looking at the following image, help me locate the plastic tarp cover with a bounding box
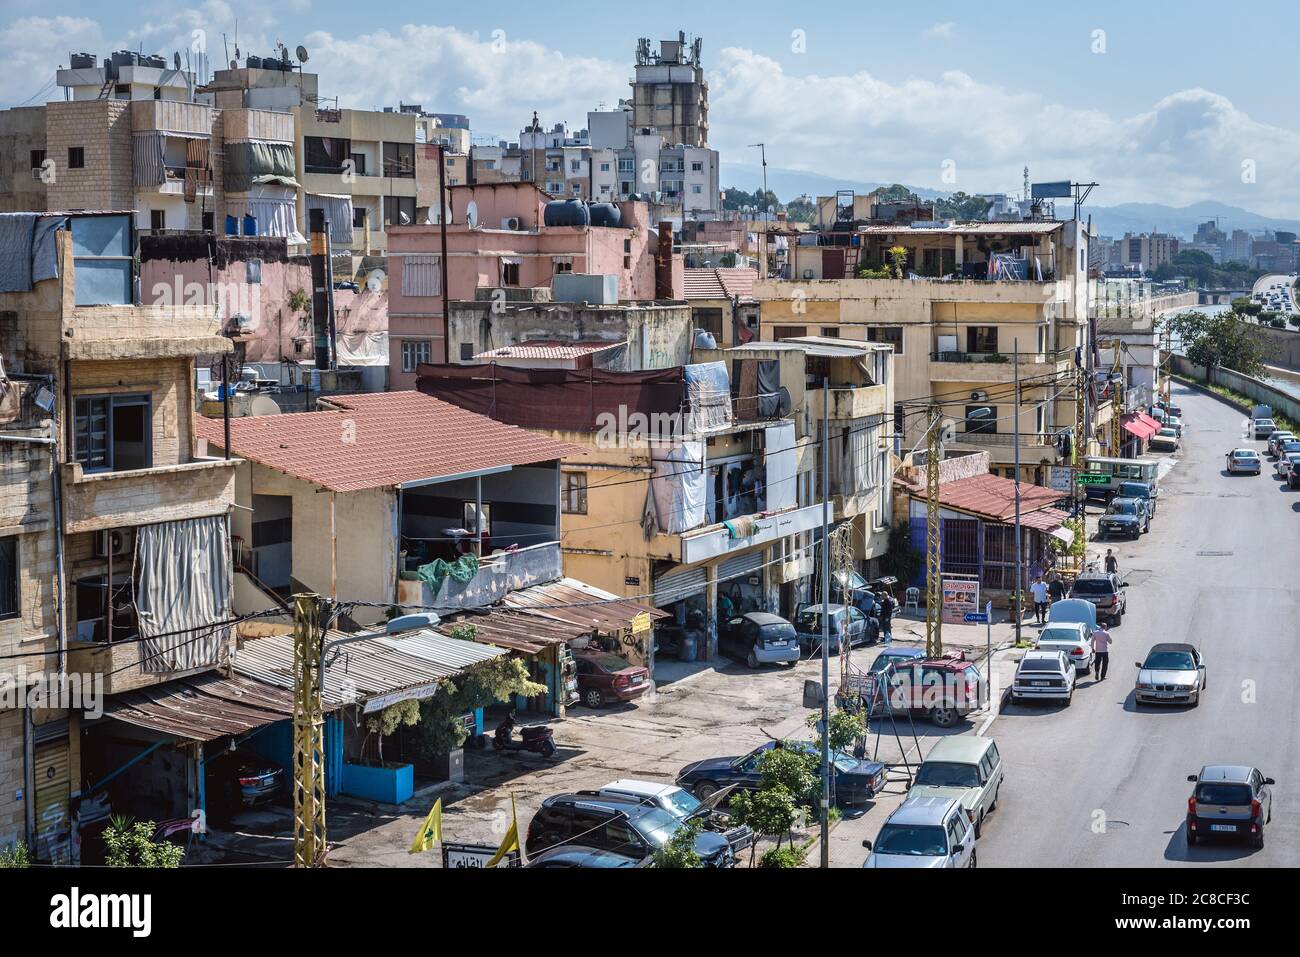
[133,132,165,187]
[650,441,706,534]
[0,213,37,292]
[684,361,733,432]
[756,359,781,417]
[33,216,65,283]
[134,515,233,673]
[306,193,355,245]
[225,141,296,193]
[764,422,797,511]
[335,332,389,367]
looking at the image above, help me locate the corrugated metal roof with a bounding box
[730,337,883,359]
[895,471,1065,522]
[102,673,296,742]
[195,391,584,493]
[858,221,1064,236]
[500,577,669,633]
[472,341,621,361]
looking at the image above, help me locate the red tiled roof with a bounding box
[195,391,584,492]
[682,267,759,301]
[896,471,1065,522]
[1019,506,1071,535]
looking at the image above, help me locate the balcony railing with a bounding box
[931,347,1076,366]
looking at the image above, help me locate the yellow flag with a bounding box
[408,798,443,854]
[485,794,520,867]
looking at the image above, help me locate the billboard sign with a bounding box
[1031,181,1073,199]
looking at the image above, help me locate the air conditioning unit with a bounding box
[93,529,133,559]
[501,216,522,231]
[802,269,815,280]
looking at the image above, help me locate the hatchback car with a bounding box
[1134,642,1206,707]
[908,736,1004,838]
[1253,418,1277,439]
[1069,572,1127,626]
[1226,448,1262,474]
[1011,650,1076,706]
[793,603,873,655]
[862,795,976,869]
[676,740,887,807]
[717,611,801,668]
[574,651,649,708]
[1035,621,1095,674]
[206,747,284,821]
[1266,431,1295,458]
[1186,766,1274,848]
[1149,428,1180,452]
[875,653,986,728]
[1099,496,1149,539]
[594,779,755,851]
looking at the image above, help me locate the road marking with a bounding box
[976,712,996,737]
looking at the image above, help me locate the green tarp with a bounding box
[225,142,297,193]
[416,553,479,596]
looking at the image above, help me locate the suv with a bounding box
[1069,571,1127,626]
[908,736,1004,838]
[1117,480,1158,518]
[525,793,738,866]
[596,779,755,851]
[877,652,985,728]
[862,795,977,869]
[1186,766,1274,849]
[1099,496,1149,539]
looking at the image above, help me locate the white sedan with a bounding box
[1035,622,1095,674]
[1226,449,1262,474]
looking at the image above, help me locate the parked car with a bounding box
[718,612,801,669]
[1288,454,1300,489]
[1011,649,1076,706]
[594,779,755,852]
[861,795,977,869]
[675,740,887,806]
[1117,479,1159,518]
[908,735,1004,838]
[1134,642,1206,707]
[574,651,649,708]
[206,747,284,821]
[1253,417,1277,439]
[1069,572,1127,626]
[1186,765,1274,848]
[1149,428,1180,452]
[1047,597,1097,630]
[873,652,986,728]
[1035,621,1095,674]
[1273,441,1300,473]
[1266,431,1295,458]
[525,846,646,868]
[1165,416,1183,438]
[1099,496,1149,539]
[793,603,874,654]
[525,793,737,867]
[867,646,926,676]
[1226,448,1262,474]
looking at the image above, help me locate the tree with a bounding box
[935,191,992,221]
[417,656,546,758]
[652,817,702,868]
[364,698,420,766]
[806,706,866,753]
[0,842,31,868]
[1163,310,1272,379]
[784,195,816,224]
[103,817,184,868]
[730,784,802,862]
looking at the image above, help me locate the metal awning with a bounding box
[101,673,297,742]
[500,577,669,634]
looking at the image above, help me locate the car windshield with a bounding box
[1072,578,1116,596]
[869,653,910,673]
[1158,429,1177,438]
[1195,783,1252,805]
[1039,627,1082,644]
[914,761,981,788]
[874,824,948,856]
[1233,451,1258,459]
[663,789,701,818]
[1143,651,1196,670]
[628,807,684,848]
[1019,658,1061,673]
[1109,501,1138,515]
[759,622,796,643]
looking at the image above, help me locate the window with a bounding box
[894,403,905,435]
[553,257,573,275]
[599,162,610,172]
[966,326,999,354]
[866,325,904,354]
[820,327,840,338]
[30,149,45,172]
[149,209,166,232]
[570,159,581,172]
[571,183,581,195]
[545,181,563,194]
[382,141,415,178]
[348,152,367,176]
[562,472,588,514]
[401,339,432,373]
[383,195,416,227]
[459,342,474,361]
[692,184,702,194]
[0,537,17,620]
[620,181,632,195]
[771,325,808,340]
[353,206,368,229]
[964,404,998,435]
[68,147,85,169]
[691,161,704,172]
[304,136,351,174]
[501,260,520,286]
[201,211,214,232]
[247,259,263,284]
[74,394,151,473]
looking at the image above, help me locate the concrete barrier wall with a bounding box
[1171,354,1300,424]
[1242,324,1300,372]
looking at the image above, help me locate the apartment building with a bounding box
[632,34,709,148]
[756,219,1093,485]
[0,211,237,862]
[1120,231,1179,273]
[588,107,722,221]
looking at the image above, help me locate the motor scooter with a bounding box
[493,712,556,758]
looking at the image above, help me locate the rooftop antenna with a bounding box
[1022,165,1030,203]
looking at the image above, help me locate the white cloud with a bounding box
[0,17,105,106]
[925,22,956,40]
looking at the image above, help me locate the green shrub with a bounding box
[758,846,806,868]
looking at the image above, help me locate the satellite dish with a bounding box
[248,395,282,417]
[230,60,238,71]
[775,387,792,418]
[173,51,181,70]
[296,45,310,63]
[940,419,958,444]
[465,200,478,228]
[365,269,385,293]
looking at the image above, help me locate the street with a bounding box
[979,383,1300,866]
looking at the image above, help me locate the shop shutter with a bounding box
[652,565,708,607]
[33,738,71,864]
[717,549,766,588]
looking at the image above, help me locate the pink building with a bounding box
[387,182,672,389]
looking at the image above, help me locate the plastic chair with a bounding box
[904,587,920,614]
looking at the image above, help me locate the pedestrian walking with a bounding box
[1047,569,1066,603]
[1092,622,1113,680]
[878,589,896,644]
[1029,576,1049,625]
[1104,549,1119,576]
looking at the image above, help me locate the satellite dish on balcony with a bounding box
[940,419,958,444]
[296,45,310,63]
[465,200,478,228]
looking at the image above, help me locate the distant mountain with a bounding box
[719,163,1300,239]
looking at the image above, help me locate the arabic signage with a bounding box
[940,576,980,625]
[442,842,522,868]
[1077,473,1110,486]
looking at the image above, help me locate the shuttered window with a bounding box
[401,256,441,297]
[0,536,18,620]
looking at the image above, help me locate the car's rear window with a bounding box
[1072,578,1116,596]
[1195,783,1252,806]
[759,623,796,643]
[874,823,947,856]
[1019,658,1061,673]
[1039,627,1083,644]
[1233,451,1258,459]
[588,654,633,672]
[915,761,981,788]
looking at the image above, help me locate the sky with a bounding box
[5,0,1300,215]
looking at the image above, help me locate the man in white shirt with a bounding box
[1029,576,1049,625]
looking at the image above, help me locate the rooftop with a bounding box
[858,221,1065,237]
[195,391,583,492]
[472,341,622,361]
[682,267,759,301]
[895,470,1066,522]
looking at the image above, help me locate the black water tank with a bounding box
[246,55,263,70]
[543,200,590,228]
[70,53,96,70]
[588,203,623,228]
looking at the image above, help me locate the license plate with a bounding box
[1210,824,1237,833]
[631,676,644,685]
[1157,691,1178,698]
[1030,680,1049,687]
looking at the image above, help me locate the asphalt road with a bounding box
[1252,272,1297,312]
[979,383,1300,867]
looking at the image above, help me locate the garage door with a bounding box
[652,565,707,607]
[33,738,71,864]
[717,549,766,588]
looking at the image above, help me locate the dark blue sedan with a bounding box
[676,740,886,806]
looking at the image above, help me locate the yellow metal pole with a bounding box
[925,407,942,657]
[292,593,327,868]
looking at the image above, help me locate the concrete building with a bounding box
[0,211,237,862]
[632,34,709,148]
[1120,231,1179,274]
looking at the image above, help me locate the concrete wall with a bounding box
[0,106,49,212]
[45,100,133,212]
[1171,355,1300,425]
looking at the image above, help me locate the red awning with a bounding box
[1122,413,1159,440]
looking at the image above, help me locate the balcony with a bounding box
[0,378,55,433]
[68,631,234,695]
[152,165,214,197]
[61,458,237,535]
[131,99,214,135]
[949,430,1063,465]
[661,502,827,566]
[929,347,1076,382]
[810,384,888,422]
[62,304,232,360]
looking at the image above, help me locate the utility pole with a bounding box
[292,593,327,868]
[924,406,942,657]
[1013,341,1023,645]
[749,143,768,277]
[437,143,451,362]
[818,376,831,869]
